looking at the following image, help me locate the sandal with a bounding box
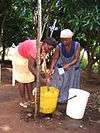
[28,101,35,104]
[19,102,28,108]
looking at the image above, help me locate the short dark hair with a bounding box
[43,37,57,48]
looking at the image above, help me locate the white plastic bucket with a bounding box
[66,88,90,119]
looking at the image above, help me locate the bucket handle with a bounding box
[47,86,50,91]
[67,95,77,101]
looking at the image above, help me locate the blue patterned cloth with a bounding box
[49,41,80,103]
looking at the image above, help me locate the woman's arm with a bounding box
[50,47,60,70]
[28,55,47,84]
[28,56,37,76]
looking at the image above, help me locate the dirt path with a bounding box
[0,67,100,133]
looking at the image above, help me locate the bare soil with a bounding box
[0,65,100,133]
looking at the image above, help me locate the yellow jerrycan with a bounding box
[40,86,59,114]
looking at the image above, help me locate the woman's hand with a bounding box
[40,74,47,85]
[63,64,70,70]
[45,69,55,85]
[49,69,55,76]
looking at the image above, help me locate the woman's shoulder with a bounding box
[73,41,80,47]
[72,41,80,51]
[19,40,36,48]
[73,41,79,44]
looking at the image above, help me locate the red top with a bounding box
[18,40,37,59]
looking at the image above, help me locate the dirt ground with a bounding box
[0,66,100,133]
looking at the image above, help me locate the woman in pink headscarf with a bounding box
[12,38,57,108]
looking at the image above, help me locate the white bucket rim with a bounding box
[69,88,90,97]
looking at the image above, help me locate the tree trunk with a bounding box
[2,44,5,61]
[34,0,42,119]
[86,50,93,74]
[86,60,93,73]
[45,22,50,37]
[0,15,7,61]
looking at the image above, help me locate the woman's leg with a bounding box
[18,83,27,103]
[26,82,34,102]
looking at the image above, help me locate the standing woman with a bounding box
[49,29,80,103]
[12,37,57,108]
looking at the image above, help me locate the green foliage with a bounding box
[80,57,88,70]
[1,0,35,46]
[92,63,99,73]
[0,0,100,73]
[95,45,100,59]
